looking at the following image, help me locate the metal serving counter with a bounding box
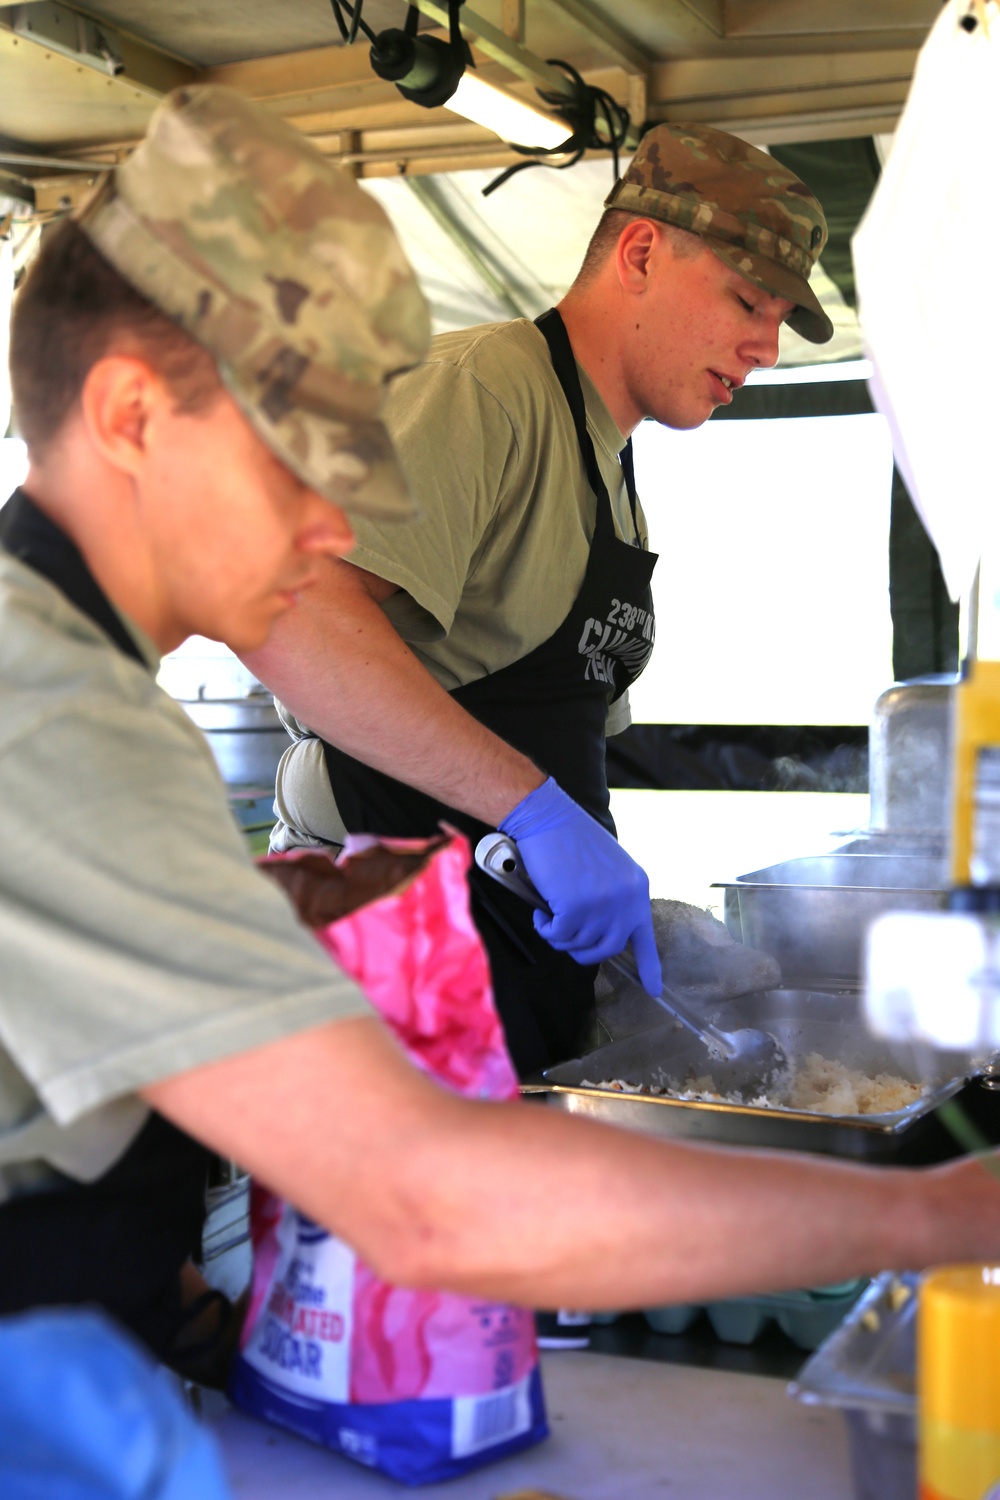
[207,1350,855,1499]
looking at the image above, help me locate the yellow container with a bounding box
[919,1265,1000,1499]
[950,661,1000,887]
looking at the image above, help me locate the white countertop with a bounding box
[209,1351,855,1499]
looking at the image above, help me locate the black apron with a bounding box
[323,310,658,1074]
[0,489,212,1359]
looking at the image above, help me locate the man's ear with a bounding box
[79,356,165,479]
[614,218,660,295]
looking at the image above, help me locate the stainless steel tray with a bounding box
[532,989,969,1160]
[713,855,949,985]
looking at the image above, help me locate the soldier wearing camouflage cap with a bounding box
[605,121,832,345]
[0,83,431,1370]
[76,83,430,519]
[251,120,830,1077]
[2,88,999,1423]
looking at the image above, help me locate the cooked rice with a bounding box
[785,1053,923,1115]
[582,1051,925,1117]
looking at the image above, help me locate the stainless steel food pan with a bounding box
[713,855,949,985]
[532,989,968,1161]
[869,677,957,837]
[180,696,290,788]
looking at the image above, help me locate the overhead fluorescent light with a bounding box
[446,73,573,151]
[367,4,574,153]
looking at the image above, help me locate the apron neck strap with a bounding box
[534,308,639,535]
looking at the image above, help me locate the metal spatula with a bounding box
[475,832,789,1097]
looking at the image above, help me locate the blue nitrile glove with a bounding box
[0,1308,233,1500]
[499,777,661,996]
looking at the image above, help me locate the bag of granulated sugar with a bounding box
[228,831,548,1486]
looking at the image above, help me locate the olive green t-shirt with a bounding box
[273,318,648,850]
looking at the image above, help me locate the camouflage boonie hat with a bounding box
[605,122,832,345]
[75,84,431,518]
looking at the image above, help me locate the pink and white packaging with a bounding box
[228,832,548,1485]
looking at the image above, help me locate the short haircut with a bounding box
[573,206,706,288]
[10,217,221,456]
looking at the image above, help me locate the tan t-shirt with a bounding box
[0,552,371,1200]
[273,318,648,849]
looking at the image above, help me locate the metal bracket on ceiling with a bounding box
[0,146,107,171]
[0,1,123,76]
[0,1,196,96]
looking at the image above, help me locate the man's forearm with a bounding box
[146,1018,1000,1312]
[407,1111,945,1309]
[356,1069,942,1308]
[245,563,543,827]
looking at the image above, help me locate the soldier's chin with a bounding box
[217,600,291,654]
[661,404,713,432]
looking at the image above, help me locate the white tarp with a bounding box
[853,0,1000,603]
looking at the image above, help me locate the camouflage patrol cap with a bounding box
[75,84,431,518]
[605,122,833,345]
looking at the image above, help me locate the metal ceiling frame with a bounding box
[0,0,940,201]
[673,0,936,41]
[721,0,937,38]
[411,0,580,94]
[0,0,195,97]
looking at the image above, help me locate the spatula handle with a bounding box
[474,833,737,1059]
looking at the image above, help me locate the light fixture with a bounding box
[341,0,630,195]
[445,73,573,151]
[367,0,573,150]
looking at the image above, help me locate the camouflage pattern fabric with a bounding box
[76,85,431,519]
[606,122,833,344]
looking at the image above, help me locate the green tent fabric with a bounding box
[889,467,960,678]
[769,138,882,312]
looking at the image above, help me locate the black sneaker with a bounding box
[535,1309,591,1349]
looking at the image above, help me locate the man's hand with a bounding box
[499,777,661,995]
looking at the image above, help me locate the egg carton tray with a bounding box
[594,1279,867,1352]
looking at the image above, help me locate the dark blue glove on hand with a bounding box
[499,777,661,996]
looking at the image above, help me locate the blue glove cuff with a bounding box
[499,777,571,839]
